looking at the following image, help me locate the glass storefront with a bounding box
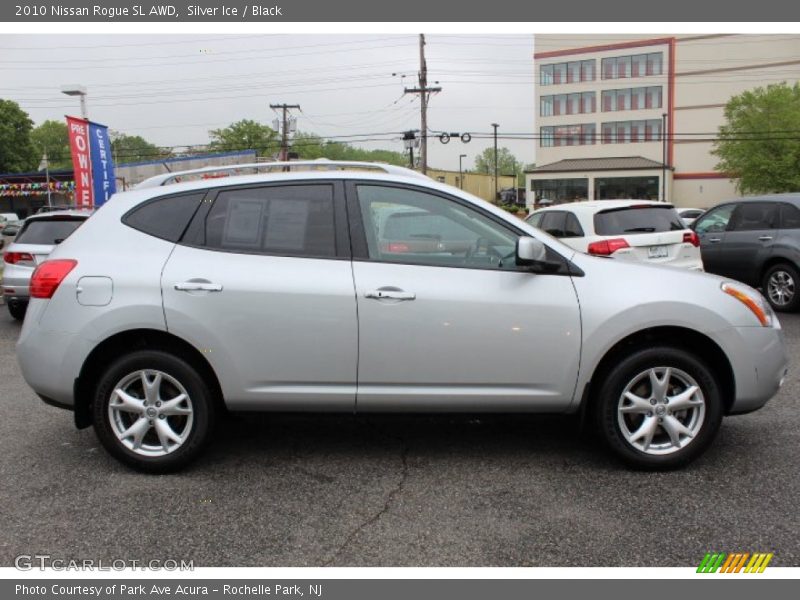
[594,176,659,200]
[531,178,589,203]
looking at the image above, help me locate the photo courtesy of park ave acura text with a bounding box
[0,21,799,575]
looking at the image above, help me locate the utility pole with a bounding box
[491,123,499,202]
[270,103,300,161]
[661,112,668,202]
[404,34,441,175]
[459,154,467,190]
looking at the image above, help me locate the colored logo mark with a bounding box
[697,552,774,573]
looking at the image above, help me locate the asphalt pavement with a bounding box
[0,310,798,567]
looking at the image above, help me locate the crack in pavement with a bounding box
[323,422,410,566]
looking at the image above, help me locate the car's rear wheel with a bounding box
[7,301,27,321]
[762,263,800,312]
[595,346,723,470]
[92,350,214,473]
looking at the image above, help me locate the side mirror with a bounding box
[516,236,547,265]
[516,236,563,273]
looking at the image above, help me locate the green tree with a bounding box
[208,120,279,156]
[474,147,521,177]
[110,133,163,164]
[31,120,71,170]
[0,99,38,173]
[291,130,407,165]
[713,82,800,194]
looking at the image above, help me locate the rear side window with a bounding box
[778,203,800,229]
[188,185,336,258]
[594,205,684,236]
[124,192,205,242]
[15,218,85,245]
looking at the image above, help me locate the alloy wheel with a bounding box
[767,270,795,307]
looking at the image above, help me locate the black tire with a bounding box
[595,346,723,470]
[92,350,215,473]
[7,301,27,321]
[762,263,800,312]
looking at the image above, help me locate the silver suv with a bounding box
[16,161,788,472]
[2,209,91,320]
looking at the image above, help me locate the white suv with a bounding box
[527,200,703,270]
[15,162,787,472]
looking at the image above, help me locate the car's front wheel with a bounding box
[595,346,723,470]
[92,350,215,473]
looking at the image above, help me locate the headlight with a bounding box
[721,282,775,327]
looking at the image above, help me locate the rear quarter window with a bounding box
[15,218,85,245]
[123,192,206,242]
[594,206,685,236]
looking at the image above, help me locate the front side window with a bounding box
[356,185,518,270]
[186,184,336,257]
[693,204,737,234]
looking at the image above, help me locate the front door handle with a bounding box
[365,289,416,301]
[174,282,223,292]
[758,236,773,241]
[708,238,722,243]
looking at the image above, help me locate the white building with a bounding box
[527,34,800,209]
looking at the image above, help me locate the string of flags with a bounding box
[0,181,76,197]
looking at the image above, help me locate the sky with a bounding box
[0,34,536,171]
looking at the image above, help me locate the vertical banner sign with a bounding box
[66,116,93,207]
[88,122,116,206]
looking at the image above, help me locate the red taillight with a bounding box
[683,231,700,247]
[587,238,630,256]
[4,251,34,265]
[29,259,77,299]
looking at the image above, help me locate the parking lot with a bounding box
[0,308,798,568]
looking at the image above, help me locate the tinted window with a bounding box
[124,193,205,242]
[729,202,776,231]
[357,185,518,270]
[194,185,336,257]
[779,203,800,229]
[693,204,736,234]
[594,206,685,236]
[15,218,85,245]
[564,213,584,237]
[539,211,567,237]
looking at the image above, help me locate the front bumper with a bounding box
[722,325,788,414]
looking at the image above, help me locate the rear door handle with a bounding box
[758,236,773,241]
[174,282,223,292]
[708,238,722,243]
[365,289,416,301]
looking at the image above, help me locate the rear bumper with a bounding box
[2,270,32,301]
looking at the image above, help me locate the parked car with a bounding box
[527,200,703,270]
[16,161,787,473]
[677,207,706,227]
[2,210,92,320]
[692,194,800,312]
[0,221,21,251]
[0,212,21,232]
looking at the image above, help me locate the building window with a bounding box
[540,59,596,86]
[602,119,663,143]
[602,52,664,80]
[602,86,663,112]
[531,178,589,203]
[541,93,596,117]
[594,176,660,201]
[540,124,596,147]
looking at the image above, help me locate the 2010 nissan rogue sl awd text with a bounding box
[15,162,788,472]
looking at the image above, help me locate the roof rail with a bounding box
[135,160,430,189]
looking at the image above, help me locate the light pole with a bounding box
[491,123,499,202]
[61,85,88,119]
[459,154,467,189]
